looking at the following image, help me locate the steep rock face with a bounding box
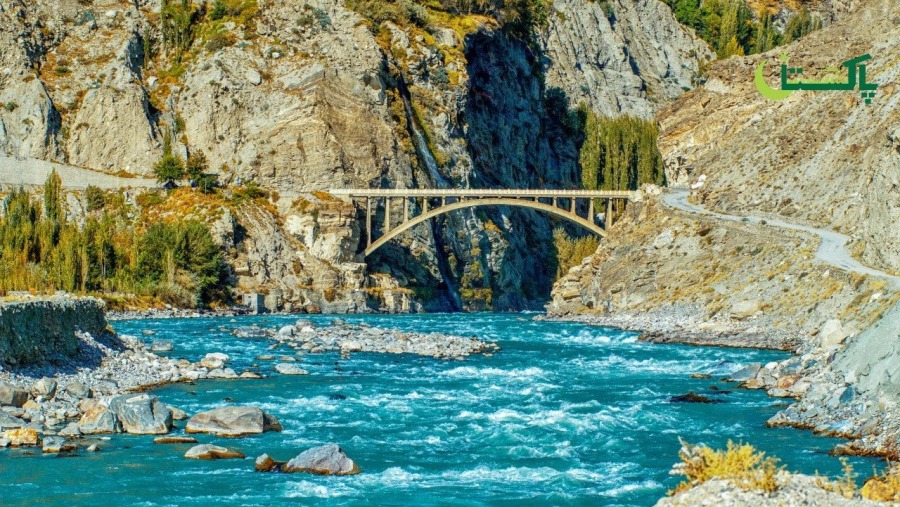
[0,297,108,366]
[657,0,900,271]
[177,1,403,191]
[64,29,161,173]
[370,0,707,309]
[541,0,711,118]
[0,3,60,160]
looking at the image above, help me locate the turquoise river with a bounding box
[0,313,884,506]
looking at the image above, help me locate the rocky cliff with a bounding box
[0,0,707,311]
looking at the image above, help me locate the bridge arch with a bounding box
[365,197,606,257]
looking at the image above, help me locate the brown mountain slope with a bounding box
[658,0,900,272]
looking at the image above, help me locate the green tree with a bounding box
[161,0,196,59]
[43,169,63,224]
[153,153,185,184]
[752,10,779,54]
[210,0,228,20]
[85,185,107,212]
[783,8,822,43]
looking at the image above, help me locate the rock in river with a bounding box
[199,352,230,369]
[727,363,761,382]
[42,436,76,454]
[78,404,120,434]
[154,436,199,444]
[669,392,723,404]
[4,428,40,447]
[150,340,174,352]
[255,453,280,472]
[109,394,173,435]
[185,406,282,437]
[275,363,309,375]
[184,444,245,460]
[282,444,361,475]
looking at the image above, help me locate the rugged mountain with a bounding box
[660,0,900,272]
[551,0,898,334]
[549,0,900,460]
[0,0,706,310]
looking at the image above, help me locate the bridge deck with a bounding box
[330,188,638,199]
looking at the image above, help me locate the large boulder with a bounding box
[31,377,58,399]
[109,394,173,435]
[255,453,280,472]
[728,363,762,382]
[42,436,76,454]
[185,406,282,437]
[78,404,120,434]
[282,444,361,476]
[0,411,25,430]
[64,382,92,399]
[275,363,309,375]
[4,428,40,447]
[819,319,849,347]
[184,444,245,460]
[0,382,29,407]
[199,352,230,369]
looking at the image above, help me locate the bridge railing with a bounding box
[329,188,638,199]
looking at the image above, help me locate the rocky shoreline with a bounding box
[1,302,499,454]
[542,310,799,351]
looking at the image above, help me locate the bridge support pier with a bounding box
[606,198,613,228]
[366,197,372,246]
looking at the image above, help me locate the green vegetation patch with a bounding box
[0,172,228,308]
[662,0,822,58]
[579,111,665,191]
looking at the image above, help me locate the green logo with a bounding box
[755,53,878,104]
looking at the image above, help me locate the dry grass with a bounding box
[815,458,858,499]
[860,465,900,501]
[670,440,781,495]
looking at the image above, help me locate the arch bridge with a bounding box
[329,188,639,257]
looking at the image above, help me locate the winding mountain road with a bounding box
[662,188,900,289]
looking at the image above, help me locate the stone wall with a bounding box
[0,297,108,366]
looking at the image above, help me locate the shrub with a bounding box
[861,465,900,502]
[312,7,332,28]
[85,185,107,212]
[209,0,228,20]
[153,153,185,184]
[205,31,232,52]
[552,228,600,280]
[670,440,781,495]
